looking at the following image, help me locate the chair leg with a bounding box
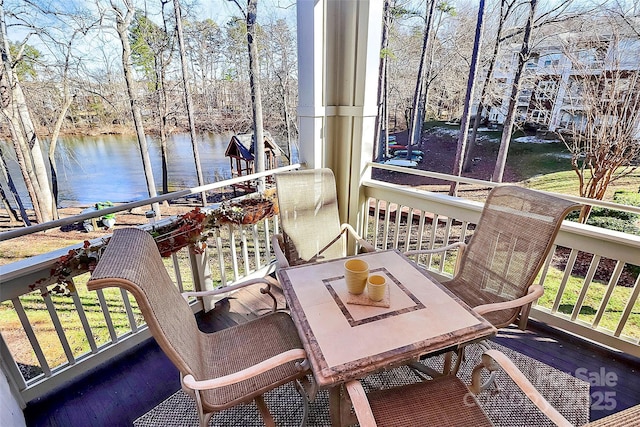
[294,379,310,427]
[476,341,499,392]
[255,395,276,427]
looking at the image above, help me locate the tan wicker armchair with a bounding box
[273,168,375,268]
[407,185,580,330]
[87,228,310,427]
[347,350,640,427]
[346,349,574,427]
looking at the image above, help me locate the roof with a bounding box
[224,131,281,160]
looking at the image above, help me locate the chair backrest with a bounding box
[454,186,579,326]
[275,168,344,265]
[87,227,204,379]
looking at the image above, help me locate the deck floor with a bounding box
[23,286,640,426]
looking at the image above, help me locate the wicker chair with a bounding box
[347,350,640,427]
[346,349,574,427]
[87,227,310,427]
[407,185,580,330]
[272,168,374,268]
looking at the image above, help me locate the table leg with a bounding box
[329,386,342,426]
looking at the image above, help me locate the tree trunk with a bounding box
[408,0,437,156]
[493,0,537,183]
[174,0,207,204]
[246,0,266,189]
[0,149,29,225]
[113,0,160,215]
[48,40,76,221]
[464,0,512,174]
[374,0,392,161]
[0,3,54,223]
[449,0,486,196]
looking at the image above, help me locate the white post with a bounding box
[297,0,326,169]
[297,0,383,235]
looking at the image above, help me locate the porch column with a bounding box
[297,0,383,232]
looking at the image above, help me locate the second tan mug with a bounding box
[367,274,387,301]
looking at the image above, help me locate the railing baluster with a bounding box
[171,253,185,293]
[571,255,601,321]
[241,225,250,275]
[373,199,381,249]
[252,223,261,269]
[96,289,118,344]
[551,249,579,313]
[392,205,403,249]
[382,200,391,250]
[71,291,98,353]
[12,297,51,377]
[403,208,414,251]
[615,273,640,337]
[415,211,426,256]
[229,224,239,282]
[439,218,453,273]
[215,228,228,288]
[592,260,625,329]
[427,214,439,269]
[120,289,138,332]
[264,218,272,259]
[40,288,75,365]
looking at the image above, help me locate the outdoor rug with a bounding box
[134,341,590,426]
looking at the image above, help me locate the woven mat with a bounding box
[134,341,589,426]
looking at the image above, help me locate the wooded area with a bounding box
[1,0,638,225]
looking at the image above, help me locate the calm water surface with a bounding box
[1,133,295,207]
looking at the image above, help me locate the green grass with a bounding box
[523,169,640,199]
[537,267,640,340]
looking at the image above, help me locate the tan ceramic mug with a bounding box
[344,258,369,294]
[367,274,387,301]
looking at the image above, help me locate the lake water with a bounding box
[1,133,297,207]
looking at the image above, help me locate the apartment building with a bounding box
[486,19,640,137]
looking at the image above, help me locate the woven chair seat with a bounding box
[199,312,305,412]
[584,404,640,426]
[366,376,493,427]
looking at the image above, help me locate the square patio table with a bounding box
[277,249,496,425]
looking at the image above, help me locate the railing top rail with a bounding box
[366,162,640,216]
[0,164,302,242]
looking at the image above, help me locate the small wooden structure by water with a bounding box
[225,132,281,182]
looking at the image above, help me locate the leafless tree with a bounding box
[0,0,54,223]
[558,28,640,221]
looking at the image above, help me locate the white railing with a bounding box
[1,161,639,407]
[0,165,300,405]
[363,163,640,358]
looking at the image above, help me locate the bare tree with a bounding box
[0,0,55,223]
[174,0,206,203]
[108,0,159,213]
[492,0,538,182]
[449,0,486,195]
[230,0,266,188]
[559,30,640,221]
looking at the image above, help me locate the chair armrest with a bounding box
[472,284,543,316]
[182,348,307,390]
[182,276,279,298]
[404,241,466,256]
[345,380,378,427]
[271,233,290,268]
[471,349,572,427]
[341,224,376,253]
